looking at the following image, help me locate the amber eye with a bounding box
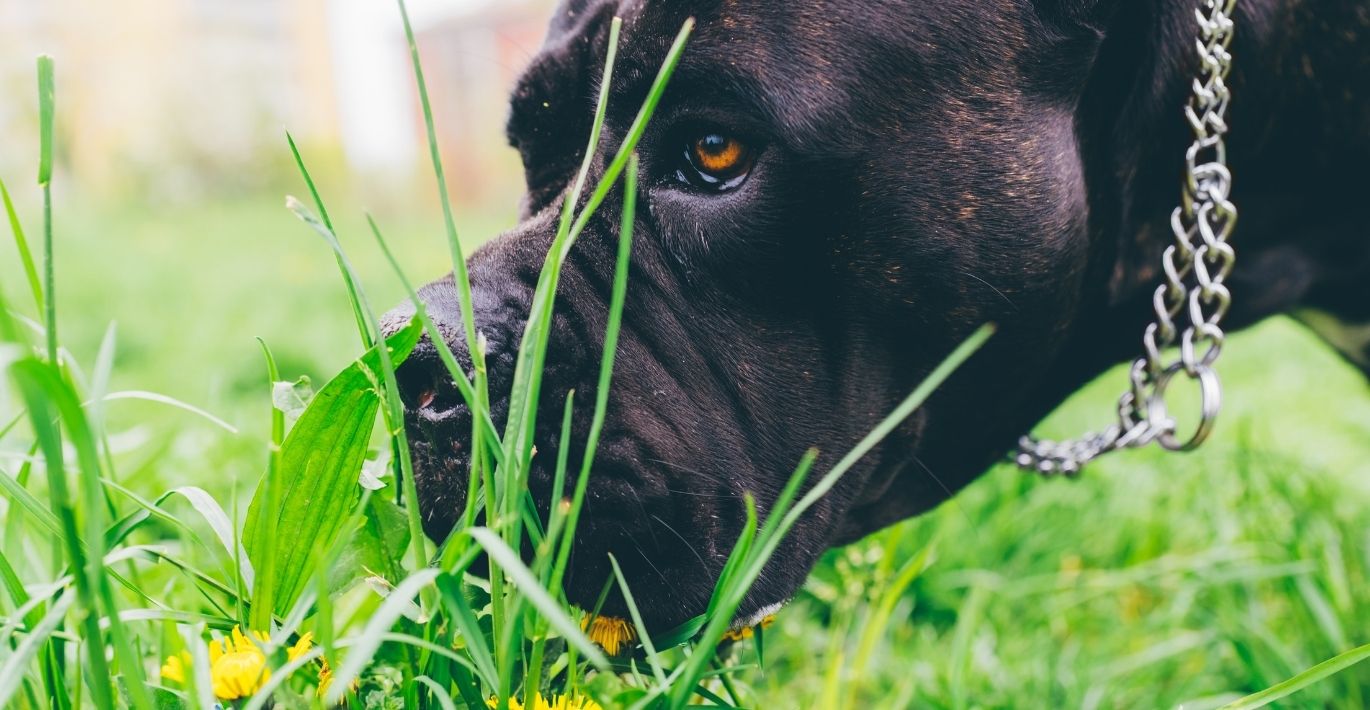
[678,132,755,191]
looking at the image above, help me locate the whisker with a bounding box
[648,457,735,486]
[661,487,738,499]
[633,541,674,592]
[650,513,709,572]
[622,484,663,552]
[909,455,979,543]
[960,270,1019,312]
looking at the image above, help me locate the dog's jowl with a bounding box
[381,0,1370,631]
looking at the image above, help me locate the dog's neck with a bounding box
[935,0,1370,511]
[831,0,1368,544]
[1053,0,1370,395]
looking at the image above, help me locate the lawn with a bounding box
[4,190,1369,707]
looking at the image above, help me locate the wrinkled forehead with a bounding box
[527,0,1007,150]
[528,0,1046,152]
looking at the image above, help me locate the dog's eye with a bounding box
[677,132,755,192]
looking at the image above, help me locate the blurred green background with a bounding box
[2,0,1369,706]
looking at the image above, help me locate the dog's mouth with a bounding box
[396,383,752,631]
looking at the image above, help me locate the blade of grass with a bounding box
[37,56,56,366]
[286,133,372,349]
[845,541,935,708]
[10,358,154,709]
[0,591,73,708]
[323,568,440,705]
[394,0,485,390]
[0,178,42,314]
[548,153,641,596]
[99,392,238,434]
[365,214,504,465]
[469,527,609,671]
[607,553,668,686]
[415,675,460,710]
[183,622,217,710]
[667,324,995,708]
[485,19,629,679]
[1218,642,1370,710]
[433,573,498,690]
[248,339,283,631]
[503,19,690,494]
[0,459,64,539]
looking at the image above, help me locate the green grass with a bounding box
[755,317,1370,708]
[3,6,1370,709]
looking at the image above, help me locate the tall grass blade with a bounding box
[607,553,668,686]
[249,339,284,631]
[36,57,54,186]
[668,324,995,708]
[415,675,460,710]
[0,178,43,314]
[434,573,499,689]
[0,591,73,707]
[100,391,238,434]
[10,358,153,709]
[1219,642,1370,710]
[286,134,372,349]
[469,527,610,670]
[36,56,57,365]
[324,568,440,704]
[366,214,504,461]
[394,0,484,380]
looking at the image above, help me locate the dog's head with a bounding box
[384,0,1134,630]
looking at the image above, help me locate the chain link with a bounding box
[1016,0,1239,476]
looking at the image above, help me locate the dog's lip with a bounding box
[403,390,468,425]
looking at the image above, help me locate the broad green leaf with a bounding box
[326,495,411,595]
[243,317,421,616]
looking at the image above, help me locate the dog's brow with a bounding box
[609,51,778,129]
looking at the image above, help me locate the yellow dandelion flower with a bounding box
[207,626,271,700]
[159,626,326,701]
[160,651,191,684]
[487,691,604,710]
[580,614,635,656]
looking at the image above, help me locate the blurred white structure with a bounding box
[0,0,549,200]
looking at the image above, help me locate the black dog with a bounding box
[382,0,1370,632]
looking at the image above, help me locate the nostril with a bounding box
[395,355,469,422]
[394,356,444,413]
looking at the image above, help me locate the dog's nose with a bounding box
[381,284,476,422]
[393,340,470,422]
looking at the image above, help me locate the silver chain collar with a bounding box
[1016,0,1240,476]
